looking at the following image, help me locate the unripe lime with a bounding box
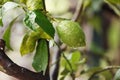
[56,20,86,47]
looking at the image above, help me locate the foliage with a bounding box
[32,39,48,74]
[0,0,85,75]
[0,0,120,80]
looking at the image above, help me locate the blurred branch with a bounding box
[88,66,120,80]
[52,0,84,79]
[72,0,83,21]
[52,43,67,80]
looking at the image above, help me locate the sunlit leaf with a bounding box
[20,34,29,55]
[34,10,55,38]
[3,17,17,50]
[83,0,91,11]
[20,32,39,56]
[60,76,66,80]
[32,39,48,74]
[2,2,20,15]
[26,0,44,10]
[24,10,54,39]
[70,51,81,70]
[61,51,82,72]
[23,11,52,39]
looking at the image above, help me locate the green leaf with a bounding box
[60,76,66,80]
[3,17,17,50]
[20,32,39,56]
[104,0,120,16]
[24,10,55,39]
[34,10,55,38]
[70,51,81,63]
[0,18,2,27]
[61,51,82,72]
[20,34,30,55]
[114,69,120,80]
[24,11,37,31]
[32,39,48,74]
[26,0,44,10]
[108,18,120,49]
[70,51,81,71]
[0,8,3,27]
[24,12,52,39]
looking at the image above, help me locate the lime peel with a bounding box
[56,20,86,47]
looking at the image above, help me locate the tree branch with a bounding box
[88,66,120,80]
[0,39,46,80]
[72,0,84,22]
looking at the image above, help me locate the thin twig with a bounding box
[63,53,73,72]
[52,47,61,80]
[63,53,75,80]
[52,42,67,80]
[88,66,120,80]
[72,0,84,21]
[43,0,46,11]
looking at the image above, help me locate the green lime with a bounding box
[56,20,86,47]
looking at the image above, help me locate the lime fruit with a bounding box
[56,20,86,47]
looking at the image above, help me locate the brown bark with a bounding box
[0,39,46,80]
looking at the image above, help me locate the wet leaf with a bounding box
[0,9,3,27]
[24,10,54,39]
[32,39,48,74]
[34,10,55,38]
